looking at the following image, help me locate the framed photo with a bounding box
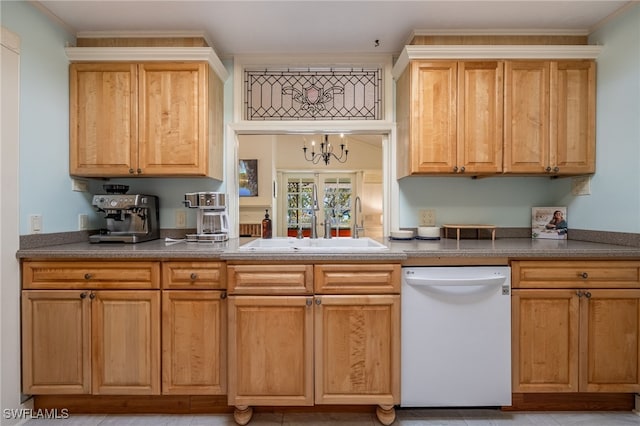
[238,159,258,197]
[532,207,568,240]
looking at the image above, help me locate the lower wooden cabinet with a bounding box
[512,261,640,394]
[22,289,160,395]
[162,290,227,395]
[226,263,400,425]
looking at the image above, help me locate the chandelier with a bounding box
[302,134,349,165]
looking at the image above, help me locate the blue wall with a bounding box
[3,1,639,236]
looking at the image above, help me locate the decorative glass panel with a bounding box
[245,67,382,120]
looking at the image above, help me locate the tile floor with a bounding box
[19,408,640,425]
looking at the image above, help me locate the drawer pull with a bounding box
[84,273,92,280]
[585,291,592,299]
[190,273,198,280]
[576,290,583,297]
[306,299,312,307]
[89,292,96,300]
[580,272,589,279]
[80,292,88,299]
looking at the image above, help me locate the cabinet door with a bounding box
[512,289,580,392]
[228,296,313,406]
[162,290,226,395]
[580,289,640,392]
[458,61,504,174]
[22,291,91,394]
[314,295,400,405]
[551,60,596,175]
[91,290,160,395]
[504,61,551,173]
[138,63,208,176]
[70,63,137,177]
[410,61,457,173]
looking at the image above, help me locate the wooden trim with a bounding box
[506,393,635,411]
[33,395,231,414]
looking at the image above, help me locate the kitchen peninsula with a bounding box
[16,236,640,424]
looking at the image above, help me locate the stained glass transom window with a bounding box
[244,67,382,120]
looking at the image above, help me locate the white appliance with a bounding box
[401,266,512,407]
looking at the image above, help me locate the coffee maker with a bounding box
[183,192,229,242]
[90,185,160,243]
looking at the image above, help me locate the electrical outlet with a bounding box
[29,214,42,234]
[78,214,89,230]
[176,211,187,228]
[572,176,591,195]
[419,209,436,226]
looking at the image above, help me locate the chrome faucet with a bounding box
[310,184,319,239]
[352,196,364,239]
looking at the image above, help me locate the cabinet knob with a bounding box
[137,168,142,174]
[453,166,458,172]
[576,290,583,297]
[553,166,560,173]
[129,168,135,174]
[190,273,198,280]
[585,291,592,299]
[460,166,465,173]
[581,272,589,279]
[315,298,322,305]
[221,292,227,299]
[306,299,313,307]
[80,292,88,299]
[84,273,92,280]
[89,292,96,300]
[546,166,552,172]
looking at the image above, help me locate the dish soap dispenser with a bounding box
[262,209,272,239]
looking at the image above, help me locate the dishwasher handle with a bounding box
[404,274,507,288]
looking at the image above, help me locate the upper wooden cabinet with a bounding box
[504,60,596,175]
[396,60,504,176]
[70,62,223,178]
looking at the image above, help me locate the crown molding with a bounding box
[75,30,215,48]
[65,46,229,81]
[392,44,603,79]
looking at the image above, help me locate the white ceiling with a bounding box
[36,1,633,57]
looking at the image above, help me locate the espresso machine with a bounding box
[183,192,229,242]
[90,186,160,243]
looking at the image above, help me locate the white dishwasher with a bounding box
[401,266,511,407]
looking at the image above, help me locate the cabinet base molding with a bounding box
[33,395,232,414]
[33,396,379,415]
[505,393,635,411]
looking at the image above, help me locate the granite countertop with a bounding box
[15,237,640,261]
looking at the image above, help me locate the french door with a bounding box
[281,173,355,237]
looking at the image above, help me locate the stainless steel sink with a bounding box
[238,237,388,252]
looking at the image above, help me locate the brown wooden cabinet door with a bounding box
[22,290,91,394]
[70,63,137,177]
[504,61,551,173]
[138,63,208,176]
[551,60,596,175]
[91,290,160,395]
[162,290,226,395]
[227,296,313,406]
[314,295,399,405]
[512,289,580,392]
[410,60,458,173]
[458,61,504,174]
[580,289,640,392]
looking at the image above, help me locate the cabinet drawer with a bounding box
[23,261,160,289]
[227,264,313,295]
[162,261,226,289]
[314,264,401,294]
[512,261,640,289]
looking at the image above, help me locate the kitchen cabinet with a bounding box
[396,60,504,176]
[69,62,223,178]
[21,261,161,395]
[511,260,640,393]
[504,60,596,175]
[161,261,227,395]
[226,263,400,425]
